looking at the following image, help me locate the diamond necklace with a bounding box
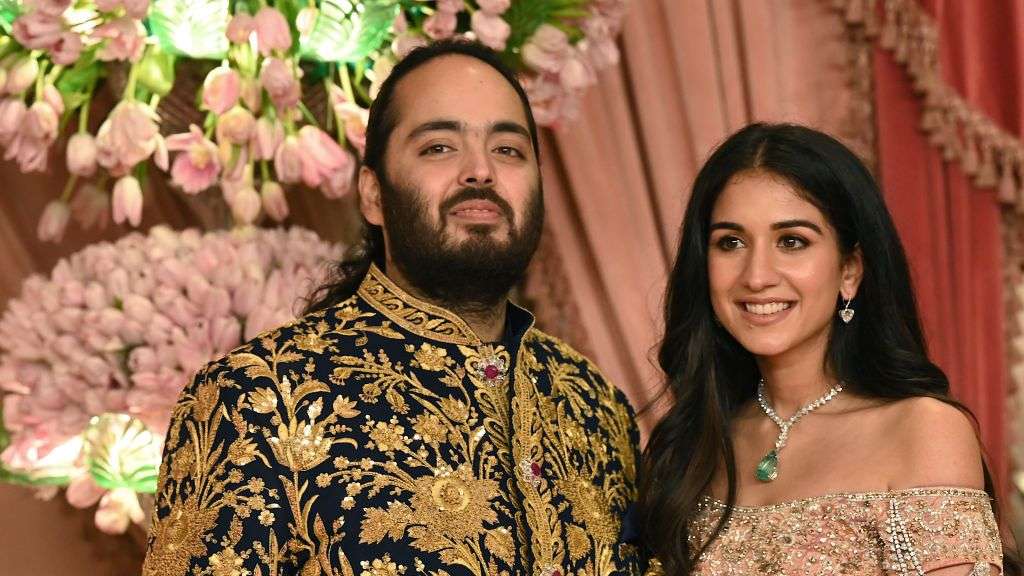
[754,378,844,482]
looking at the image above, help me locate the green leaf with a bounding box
[299,0,399,64]
[147,0,230,60]
[0,0,22,34]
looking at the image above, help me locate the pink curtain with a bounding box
[865,0,1024,497]
[528,0,872,430]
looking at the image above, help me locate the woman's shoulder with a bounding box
[867,395,985,490]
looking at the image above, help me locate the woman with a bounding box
[637,123,1019,575]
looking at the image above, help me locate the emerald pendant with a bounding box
[755,450,779,482]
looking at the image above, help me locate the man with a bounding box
[144,40,643,576]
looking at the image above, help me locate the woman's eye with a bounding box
[715,236,745,251]
[778,236,808,250]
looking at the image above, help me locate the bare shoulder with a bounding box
[878,396,984,490]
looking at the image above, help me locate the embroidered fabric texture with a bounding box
[688,488,1002,576]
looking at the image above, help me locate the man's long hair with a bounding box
[303,40,540,314]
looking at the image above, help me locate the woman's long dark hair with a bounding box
[636,123,1020,574]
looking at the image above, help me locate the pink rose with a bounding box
[226,13,255,44]
[37,200,70,243]
[259,58,301,111]
[67,132,97,176]
[471,12,510,51]
[254,7,291,57]
[112,175,143,227]
[260,181,288,221]
[201,67,240,115]
[165,125,220,194]
[94,18,147,62]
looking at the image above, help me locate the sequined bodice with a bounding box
[690,487,1002,575]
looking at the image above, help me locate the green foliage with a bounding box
[299,0,398,63]
[147,0,230,59]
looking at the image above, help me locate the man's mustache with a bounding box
[439,188,515,225]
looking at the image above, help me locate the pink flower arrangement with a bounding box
[0,226,342,532]
[0,0,627,241]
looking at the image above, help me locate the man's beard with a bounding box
[379,172,544,315]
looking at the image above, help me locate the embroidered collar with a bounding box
[356,264,535,346]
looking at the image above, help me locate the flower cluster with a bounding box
[0,0,627,242]
[0,225,342,532]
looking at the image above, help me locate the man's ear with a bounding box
[359,166,384,226]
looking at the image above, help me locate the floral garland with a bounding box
[0,0,628,242]
[0,225,342,532]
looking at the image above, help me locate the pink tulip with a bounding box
[260,181,288,221]
[437,0,464,12]
[112,175,143,227]
[252,116,284,160]
[123,0,150,19]
[0,98,27,145]
[94,18,147,62]
[273,135,302,184]
[165,125,221,194]
[5,57,39,95]
[12,12,63,50]
[522,24,570,74]
[215,105,255,145]
[423,10,457,40]
[24,100,59,142]
[201,67,240,115]
[41,83,64,115]
[95,488,144,534]
[50,31,84,66]
[31,0,73,17]
[66,473,105,508]
[67,133,97,176]
[240,76,262,111]
[228,184,261,225]
[560,52,595,91]
[95,101,160,175]
[254,7,291,57]
[70,183,110,230]
[297,125,347,188]
[259,57,300,111]
[471,11,510,51]
[391,33,427,59]
[37,200,70,242]
[226,13,255,44]
[320,156,355,199]
[477,0,510,13]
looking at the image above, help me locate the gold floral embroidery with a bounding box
[690,488,1002,575]
[144,265,642,576]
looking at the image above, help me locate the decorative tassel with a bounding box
[998,153,1017,204]
[975,142,998,188]
[847,0,865,23]
[864,0,880,36]
[962,130,979,175]
[880,0,899,49]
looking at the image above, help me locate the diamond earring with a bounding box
[839,298,855,324]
